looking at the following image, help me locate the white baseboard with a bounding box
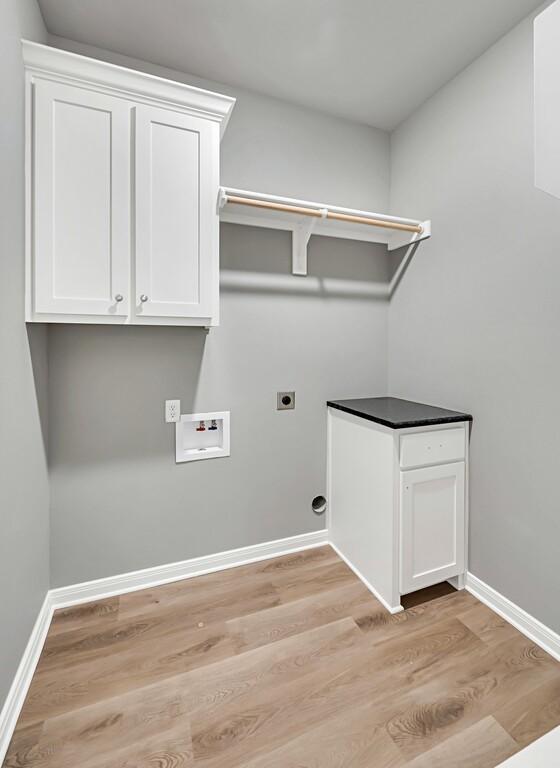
[329,541,403,615]
[0,529,328,764]
[466,572,560,662]
[50,530,328,609]
[0,593,54,764]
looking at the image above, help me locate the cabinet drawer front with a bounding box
[400,427,465,469]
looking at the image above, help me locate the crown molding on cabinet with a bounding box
[21,40,236,135]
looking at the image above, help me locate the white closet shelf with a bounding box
[218,187,431,275]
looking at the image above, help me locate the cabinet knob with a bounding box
[115,294,124,303]
[140,294,149,303]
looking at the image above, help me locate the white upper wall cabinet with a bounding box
[534,0,560,200]
[23,41,235,326]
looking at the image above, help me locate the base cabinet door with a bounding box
[32,79,130,318]
[135,105,219,321]
[400,462,465,594]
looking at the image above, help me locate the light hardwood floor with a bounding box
[4,546,560,767]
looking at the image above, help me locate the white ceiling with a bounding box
[38,0,544,130]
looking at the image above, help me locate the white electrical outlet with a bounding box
[165,399,181,423]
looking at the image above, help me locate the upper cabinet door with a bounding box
[400,461,465,594]
[135,105,219,321]
[32,79,130,317]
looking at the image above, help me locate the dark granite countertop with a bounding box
[327,397,472,429]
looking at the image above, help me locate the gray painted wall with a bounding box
[48,35,390,211]
[46,40,391,586]
[389,12,560,632]
[0,0,49,706]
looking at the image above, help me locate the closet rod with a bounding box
[224,194,424,234]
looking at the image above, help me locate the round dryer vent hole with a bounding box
[311,495,327,515]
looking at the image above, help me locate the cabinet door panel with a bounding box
[400,462,465,594]
[135,105,218,319]
[33,79,130,317]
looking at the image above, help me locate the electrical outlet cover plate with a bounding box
[175,411,230,463]
[277,391,295,410]
[165,399,181,423]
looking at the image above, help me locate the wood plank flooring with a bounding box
[4,545,560,767]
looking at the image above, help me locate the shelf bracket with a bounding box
[292,209,327,276]
[217,187,228,212]
[387,219,431,251]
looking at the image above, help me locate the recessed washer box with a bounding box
[175,411,230,463]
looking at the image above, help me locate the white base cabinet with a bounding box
[23,41,235,326]
[327,405,470,613]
